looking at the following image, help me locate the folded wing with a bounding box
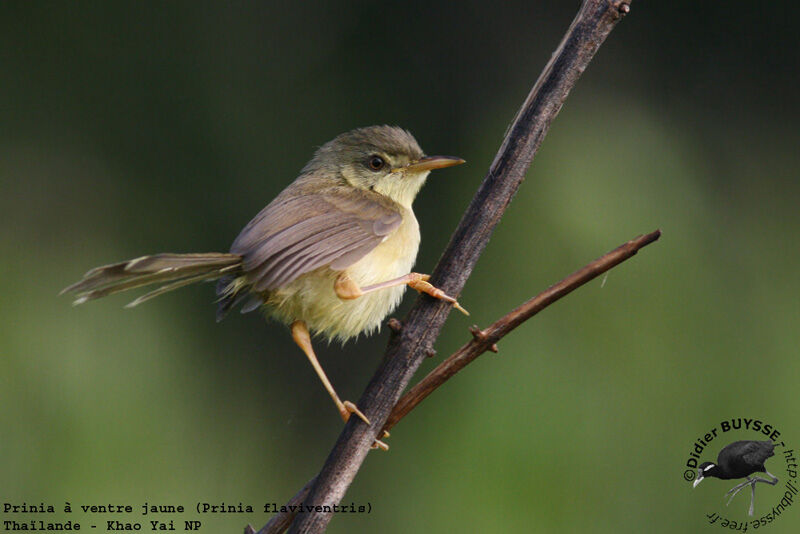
[231,188,403,292]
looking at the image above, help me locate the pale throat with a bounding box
[373,171,429,209]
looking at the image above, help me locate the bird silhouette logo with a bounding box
[693,440,779,516]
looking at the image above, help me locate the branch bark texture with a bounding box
[285,1,633,532]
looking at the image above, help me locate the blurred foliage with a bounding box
[1,1,799,532]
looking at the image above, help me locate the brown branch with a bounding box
[257,229,659,534]
[385,229,660,429]
[263,1,635,532]
[255,476,318,534]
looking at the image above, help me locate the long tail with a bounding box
[61,253,242,308]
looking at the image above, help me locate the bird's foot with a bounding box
[725,478,753,505]
[339,402,392,451]
[407,274,469,315]
[371,439,390,451]
[370,430,391,451]
[340,400,370,425]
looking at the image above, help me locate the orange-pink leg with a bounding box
[334,272,469,315]
[291,321,390,450]
[291,320,369,425]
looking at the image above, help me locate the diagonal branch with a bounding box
[254,228,659,534]
[271,1,635,532]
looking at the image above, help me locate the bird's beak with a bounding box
[693,476,704,489]
[393,155,465,174]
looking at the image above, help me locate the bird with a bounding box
[693,440,779,516]
[62,125,467,448]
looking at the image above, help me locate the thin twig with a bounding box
[258,229,659,534]
[385,229,660,429]
[268,1,634,532]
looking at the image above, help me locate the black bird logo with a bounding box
[693,440,778,516]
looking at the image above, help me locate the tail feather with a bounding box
[214,283,249,322]
[124,268,238,308]
[63,252,242,306]
[122,253,241,273]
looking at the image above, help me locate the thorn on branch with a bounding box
[387,318,403,333]
[489,344,499,353]
[618,2,631,15]
[244,526,256,534]
[469,325,488,342]
[425,347,437,358]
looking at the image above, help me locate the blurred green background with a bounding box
[2,1,799,532]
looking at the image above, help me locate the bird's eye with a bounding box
[368,156,385,171]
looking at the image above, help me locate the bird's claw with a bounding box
[341,400,370,425]
[371,439,390,451]
[408,276,469,316]
[341,403,391,451]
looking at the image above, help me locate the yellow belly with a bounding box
[264,212,420,343]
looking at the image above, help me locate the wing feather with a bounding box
[231,187,402,291]
[255,230,370,291]
[741,441,774,467]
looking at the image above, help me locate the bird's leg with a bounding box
[334,272,469,315]
[745,477,779,487]
[290,322,390,450]
[737,475,775,516]
[761,470,780,485]
[744,471,780,516]
[725,477,754,505]
[290,320,370,425]
[726,472,780,503]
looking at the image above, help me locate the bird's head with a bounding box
[304,125,464,208]
[693,462,718,488]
